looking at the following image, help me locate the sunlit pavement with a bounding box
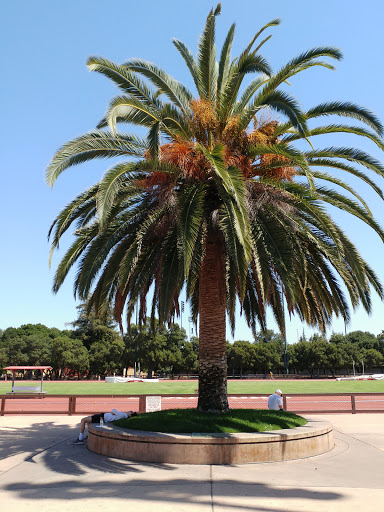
[1,413,384,511]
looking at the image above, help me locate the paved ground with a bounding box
[0,413,383,511]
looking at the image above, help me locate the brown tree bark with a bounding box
[197,235,229,413]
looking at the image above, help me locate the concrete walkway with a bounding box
[0,413,383,511]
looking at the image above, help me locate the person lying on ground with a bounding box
[72,409,137,444]
[268,389,284,411]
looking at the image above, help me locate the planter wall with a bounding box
[88,419,333,464]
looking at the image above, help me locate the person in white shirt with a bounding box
[268,389,284,411]
[72,409,137,444]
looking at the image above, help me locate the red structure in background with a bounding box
[3,366,52,393]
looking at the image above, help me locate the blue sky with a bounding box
[1,0,384,343]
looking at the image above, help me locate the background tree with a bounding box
[65,341,90,379]
[50,336,89,379]
[1,325,54,368]
[290,336,328,376]
[329,333,347,345]
[22,334,52,366]
[4,337,29,366]
[124,319,188,377]
[0,324,85,377]
[71,304,122,350]
[377,331,384,356]
[180,338,199,375]
[164,324,190,376]
[346,331,380,351]
[253,342,282,374]
[360,348,383,371]
[227,340,256,376]
[325,343,345,375]
[254,330,284,345]
[88,337,125,376]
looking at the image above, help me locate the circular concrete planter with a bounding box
[88,418,333,464]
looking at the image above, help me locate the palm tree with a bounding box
[47,4,384,412]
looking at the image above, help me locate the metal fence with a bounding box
[2,393,384,415]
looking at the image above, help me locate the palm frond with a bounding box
[178,184,206,274]
[52,223,99,294]
[260,47,342,98]
[219,55,272,121]
[159,103,192,140]
[196,5,220,102]
[248,142,314,189]
[172,38,200,93]
[283,124,384,152]
[220,205,249,300]
[200,144,251,259]
[105,95,161,135]
[238,18,280,64]
[87,56,160,106]
[305,147,384,177]
[239,89,307,135]
[96,162,138,226]
[314,185,384,242]
[297,168,373,214]
[306,101,384,136]
[48,185,98,265]
[307,157,384,198]
[157,229,184,325]
[46,131,147,186]
[217,23,235,97]
[232,75,269,115]
[147,121,161,160]
[218,18,279,118]
[124,58,193,113]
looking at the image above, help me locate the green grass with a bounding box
[1,378,384,395]
[114,408,307,433]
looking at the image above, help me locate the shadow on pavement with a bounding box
[38,440,177,475]
[0,420,76,459]
[0,420,175,475]
[4,478,342,510]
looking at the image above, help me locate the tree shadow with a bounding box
[0,420,174,476]
[40,440,177,475]
[4,477,343,511]
[0,420,75,460]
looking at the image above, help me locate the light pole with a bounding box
[181,301,185,330]
[284,335,289,375]
[188,316,193,341]
[134,304,138,378]
[134,341,137,378]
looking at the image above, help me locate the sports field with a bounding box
[1,379,384,395]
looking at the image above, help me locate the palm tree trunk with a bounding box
[197,235,229,413]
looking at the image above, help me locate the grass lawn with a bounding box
[1,379,384,395]
[115,408,307,433]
